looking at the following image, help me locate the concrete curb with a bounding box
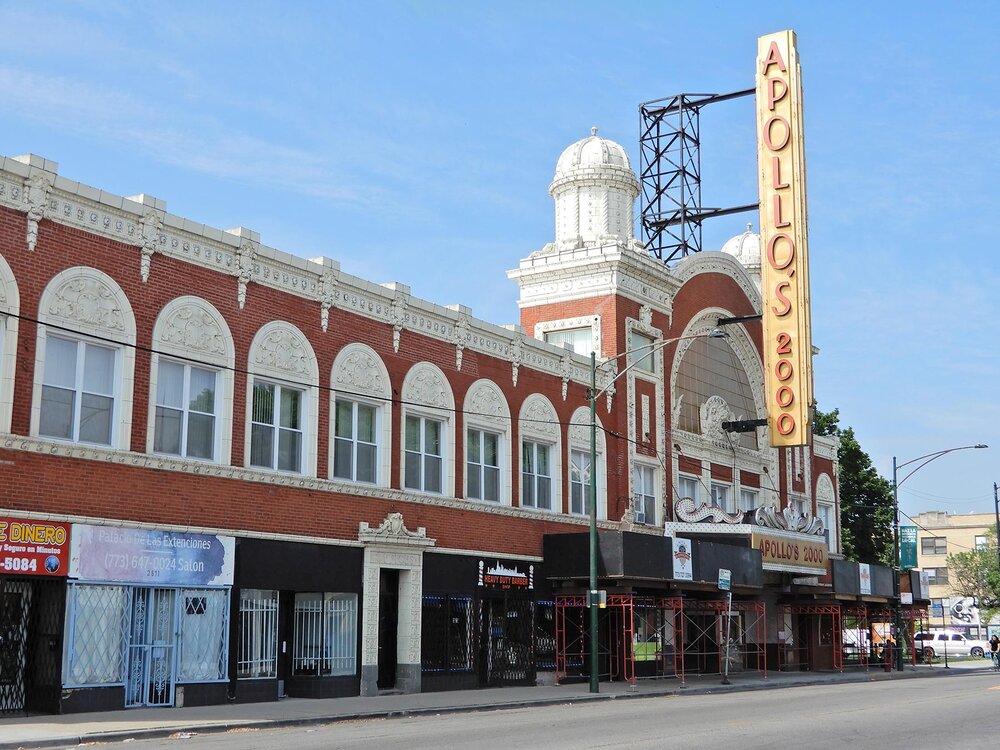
[0,666,974,750]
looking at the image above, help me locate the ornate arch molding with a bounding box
[672,252,761,312]
[148,296,236,462]
[330,343,393,487]
[815,471,838,554]
[518,393,563,513]
[31,266,137,449]
[400,362,456,496]
[670,307,765,440]
[245,320,319,476]
[463,378,512,505]
[0,253,20,433]
[332,343,391,400]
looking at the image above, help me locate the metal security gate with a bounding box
[480,595,535,687]
[125,587,177,708]
[0,577,64,716]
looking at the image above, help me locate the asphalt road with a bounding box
[126,672,1000,750]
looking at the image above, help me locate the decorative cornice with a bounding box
[0,157,601,394]
[358,512,435,548]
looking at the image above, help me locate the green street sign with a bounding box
[900,526,918,570]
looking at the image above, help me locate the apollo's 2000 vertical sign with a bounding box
[756,30,814,447]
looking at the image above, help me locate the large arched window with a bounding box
[330,343,392,486]
[463,379,512,505]
[568,406,606,519]
[518,394,562,513]
[148,296,235,463]
[31,267,137,449]
[400,362,455,496]
[0,253,19,434]
[245,321,319,476]
[675,334,759,450]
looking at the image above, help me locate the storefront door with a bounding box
[0,581,30,715]
[479,594,535,687]
[125,587,177,708]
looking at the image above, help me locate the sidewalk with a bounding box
[0,661,989,750]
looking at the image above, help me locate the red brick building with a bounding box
[0,135,873,716]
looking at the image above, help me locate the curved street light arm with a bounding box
[895,444,989,488]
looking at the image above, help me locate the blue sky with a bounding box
[3,0,997,522]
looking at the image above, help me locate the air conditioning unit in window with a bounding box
[633,494,645,525]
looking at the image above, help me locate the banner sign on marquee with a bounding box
[756,30,814,447]
[671,537,693,581]
[0,516,71,577]
[69,524,235,586]
[899,526,918,570]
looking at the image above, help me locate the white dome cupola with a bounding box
[721,223,762,289]
[549,128,640,251]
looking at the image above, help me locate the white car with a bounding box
[913,630,991,658]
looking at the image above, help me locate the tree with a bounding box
[813,407,895,565]
[948,527,1000,627]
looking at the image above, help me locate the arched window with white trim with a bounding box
[0,253,19,434]
[401,362,455,496]
[330,343,392,486]
[518,394,562,513]
[463,379,511,505]
[816,472,839,555]
[148,296,235,463]
[31,267,137,449]
[568,406,606,519]
[245,321,319,476]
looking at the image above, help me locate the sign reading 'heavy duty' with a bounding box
[756,30,814,447]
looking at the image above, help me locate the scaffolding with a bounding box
[902,607,929,666]
[682,599,767,677]
[841,606,894,670]
[776,604,843,673]
[553,594,684,686]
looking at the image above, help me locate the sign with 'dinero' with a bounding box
[752,531,827,573]
[70,524,235,586]
[0,516,71,577]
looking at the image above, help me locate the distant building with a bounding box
[912,510,998,638]
[0,133,896,716]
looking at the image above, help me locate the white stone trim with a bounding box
[30,266,137,450]
[147,296,236,464]
[463,379,512,506]
[533,315,601,357]
[0,252,18,434]
[244,320,319,477]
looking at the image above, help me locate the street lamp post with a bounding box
[892,444,988,672]
[586,329,725,693]
[993,482,1000,579]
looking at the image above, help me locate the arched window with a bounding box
[816,472,838,555]
[518,394,562,513]
[245,321,319,476]
[401,362,455,496]
[148,296,235,463]
[330,343,392,486]
[463,379,511,505]
[0,253,19,434]
[675,334,759,450]
[32,267,136,449]
[567,406,606,519]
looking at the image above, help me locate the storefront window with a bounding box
[64,584,128,686]
[292,593,357,676]
[238,589,279,679]
[421,595,475,673]
[177,588,228,681]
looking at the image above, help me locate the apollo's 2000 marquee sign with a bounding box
[756,30,814,447]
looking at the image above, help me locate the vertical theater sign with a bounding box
[756,30,814,447]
